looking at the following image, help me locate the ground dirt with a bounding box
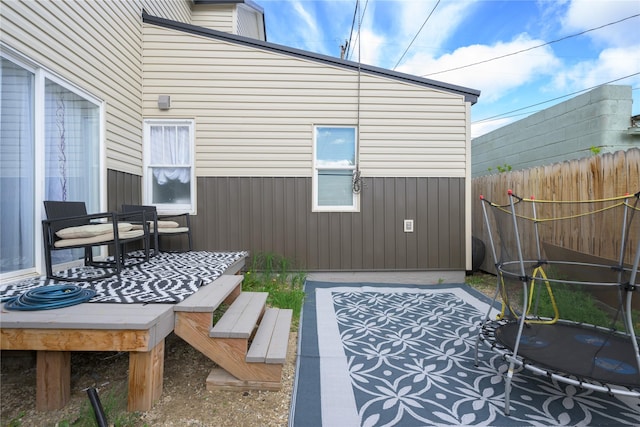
[1,331,298,427]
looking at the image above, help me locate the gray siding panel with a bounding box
[107,169,142,211]
[191,176,465,271]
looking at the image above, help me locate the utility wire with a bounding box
[393,0,440,70]
[344,0,359,59]
[473,72,640,124]
[347,0,370,61]
[423,13,640,77]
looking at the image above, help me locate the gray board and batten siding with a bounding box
[109,170,465,271]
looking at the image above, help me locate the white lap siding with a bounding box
[141,25,471,179]
[1,0,191,176]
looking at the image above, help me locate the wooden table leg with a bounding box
[36,351,71,411]
[127,339,165,411]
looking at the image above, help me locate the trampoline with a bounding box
[495,320,639,388]
[474,190,640,415]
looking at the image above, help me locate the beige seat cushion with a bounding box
[53,229,145,248]
[131,220,180,232]
[157,227,189,234]
[156,220,179,228]
[56,222,133,239]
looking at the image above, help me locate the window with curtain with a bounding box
[0,54,101,278]
[144,119,195,213]
[313,126,359,212]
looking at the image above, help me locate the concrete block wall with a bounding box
[472,85,637,177]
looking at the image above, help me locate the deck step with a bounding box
[246,308,292,364]
[206,368,282,392]
[174,275,242,313]
[210,292,268,338]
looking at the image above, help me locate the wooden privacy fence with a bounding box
[472,148,640,273]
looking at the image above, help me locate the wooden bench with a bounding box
[0,303,174,411]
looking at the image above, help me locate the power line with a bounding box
[347,0,370,61]
[423,13,640,77]
[343,0,359,59]
[473,72,640,124]
[393,0,441,70]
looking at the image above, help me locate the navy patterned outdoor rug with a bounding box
[290,281,640,427]
[0,251,248,304]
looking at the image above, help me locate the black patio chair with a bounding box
[42,201,150,282]
[122,204,192,255]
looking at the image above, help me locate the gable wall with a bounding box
[0,0,192,176]
[191,3,235,33]
[142,24,472,271]
[142,25,470,178]
[236,4,265,40]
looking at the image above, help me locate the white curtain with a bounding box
[151,125,190,184]
[44,80,100,209]
[44,79,100,264]
[0,58,35,273]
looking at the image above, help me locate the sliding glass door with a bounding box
[1,55,101,278]
[0,57,35,274]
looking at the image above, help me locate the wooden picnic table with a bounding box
[0,303,175,411]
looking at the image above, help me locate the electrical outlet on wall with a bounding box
[404,219,414,233]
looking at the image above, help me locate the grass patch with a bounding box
[465,272,498,298]
[465,271,640,331]
[531,284,613,326]
[212,302,230,325]
[61,384,141,427]
[242,252,306,328]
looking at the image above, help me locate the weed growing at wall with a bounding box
[243,252,306,327]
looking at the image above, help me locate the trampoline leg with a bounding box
[473,337,480,366]
[503,362,515,416]
[474,321,482,366]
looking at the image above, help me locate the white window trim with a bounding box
[143,118,196,215]
[312,125,360,213]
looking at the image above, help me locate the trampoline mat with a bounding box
[495,322,640,388]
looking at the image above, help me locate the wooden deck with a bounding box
[1,303,174,411]
[0,254,247,412]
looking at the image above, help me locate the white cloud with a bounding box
[346,0,480,69]
[357,28,387,66]
[395,0,481,53]
[317,160,353,167]
[292,1,318,35]
[552,1,640,104]
[552,45,640,92]
[561,0,640,48]
[471,117,516,139]
[397,34,561,102]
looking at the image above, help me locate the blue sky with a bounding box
[259,0,640,137]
